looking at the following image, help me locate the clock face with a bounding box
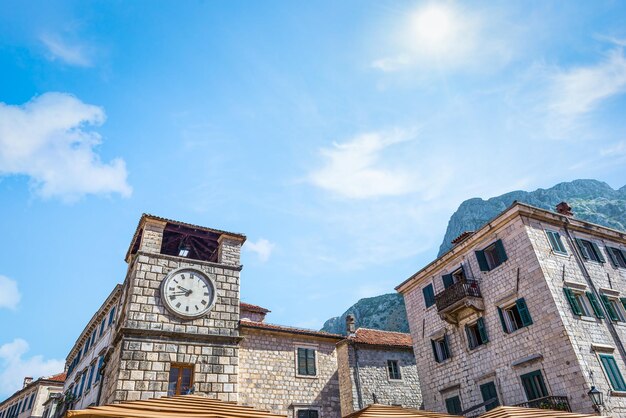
[160,268,215,319]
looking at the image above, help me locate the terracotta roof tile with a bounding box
[344,328,413,348]
[240,302,271,314]
[47,372,66,382]
[240,321,343,339]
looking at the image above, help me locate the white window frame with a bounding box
[502,303,523,333]
[433,336,450,362]
[484,244,500,270]
[387,359,403,381]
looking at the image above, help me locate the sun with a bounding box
[409,4,455,50]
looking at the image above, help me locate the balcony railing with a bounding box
[514,396,571,412]
[435,279,482,312]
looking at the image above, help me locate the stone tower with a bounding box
[101,214,245,403]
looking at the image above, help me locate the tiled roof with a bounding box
[478,406,608,418]
[451,230,475,245]
[344,403,457,418]
[341,328,413,348]
[240,321,343,339]
[67,395,286,418]
[47,372,66,382]
[240,302,271,314]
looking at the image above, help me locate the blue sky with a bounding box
[1,0,626,397]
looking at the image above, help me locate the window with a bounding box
[387,360,401,380]
[297,410,319,418]
[21,398,27,413]
[444,396,462,415]
[99,318,106,337]
[167,364,194,396]
[78,371,87,397]
[601,295,626,322]
[498,298,532,333]
[297,348,316,376]
[442,266,466,289]
[599,354,626,391]
[475,239,508,271]
[563,288,593,317]
[95,356,105,383]
[108,307,116,326]
[520,370,548,400]
[607,246,626,269]
[28,393,35,409]
[431,335,451,363]
[465,317,489,349]
[423,284,435,308]
[545,230,567,254]
[86,363,96,390]
[90,331,97,347]
[480,381,499,411]
[576,239,605,263]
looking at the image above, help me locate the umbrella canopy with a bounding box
[343,404,459,418]
[477,406,609,418]
[66,395,287,418]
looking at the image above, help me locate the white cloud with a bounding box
[245,238,275,262]
[0,93,132,201]
[0,276,20,310]
[0,339,64,397]
[40,34,92,67]
[308,129,420,199]
[549,48,626,117]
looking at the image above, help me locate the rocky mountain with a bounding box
[321,179,626,334]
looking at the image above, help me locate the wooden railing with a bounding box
[435,279,482,312]
[514,396,571,412]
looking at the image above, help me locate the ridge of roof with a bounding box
[340,328,413,348]
[240,302,271,314]
[240,320,343,339]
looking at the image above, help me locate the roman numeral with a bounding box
[186,306,189,312]
[176,302,181,308]
[169,295,176,300]
[201,300,207,305]
[195,305,199,310]
[204,292,209,296]
[169,287,175,291]
[180,274,185,280]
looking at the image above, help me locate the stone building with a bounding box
[49,214,421,418]
[396,202,626,416]
[0,374,65,418]
[337,323,421,416]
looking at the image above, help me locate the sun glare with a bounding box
[409,5,455,51]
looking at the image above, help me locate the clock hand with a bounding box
[177,286,190,292]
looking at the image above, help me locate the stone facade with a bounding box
[397,202,626,417]
[239,327,341,418]
[0,375,65,418]
[336,330,421,416]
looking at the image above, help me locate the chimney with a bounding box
[556,201,574,217]
[23,377,33,388]
[346,314,356,336]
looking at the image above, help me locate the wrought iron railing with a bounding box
[514,396,571,412]
[435,279,482,312]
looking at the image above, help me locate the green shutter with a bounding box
[423,284,435,308]
[445,396,462,415]
[480,382,499,411]
[497,307,508,333]
[431,340,440,363]
[306,349,316,375]
[477,317,488,343]
[495,239,508,264]
[443,334,452,359]
[576,239,590,259]
[563,288,583,316]
[442,274,454,289]
[620,298,626,312]
[516,298,533,326]
[601,295,620,321]
[464,324,473,349]
[591,242,606,263]
[475,250,490,271]
[600,355,626,391]
[586,292,605,318]
[607,246,620,267]
[547,230,567,254]
[297,348,307,375]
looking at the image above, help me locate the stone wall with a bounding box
[239,329,341,418]
[336,344,356,416]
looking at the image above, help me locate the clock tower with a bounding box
[101,214,245,404]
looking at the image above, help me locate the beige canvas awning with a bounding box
[66,395,287,418]
[477,406,609,418]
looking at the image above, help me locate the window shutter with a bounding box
[297,348,307,375]
[601,295,620,321]
[477,317,489,343]
[297,411,308,418]
[309,411,319,418]
[620,298,626,312]
[516,298,533,326]
[591,242,606,263]
[475,250,490,271]
[586,292,605,318]
[495,239,508,263]
[576,239,590,259]
[497,307,508,333]
[607,247,619,267]
[443,334,452,359]
[464,324,473,349]
[442,274,454,289]
[431,340,440,363]
[563,288,582,316]
[307,349,316,375]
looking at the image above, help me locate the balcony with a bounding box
[435,279,484,324]
[514,396,571,412]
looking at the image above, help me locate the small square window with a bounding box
[520,370,548,400]
[465,318,488,349]
[445,396,462,415]
[545,230,567,254]
[297,409,319,418]
[431,335,451,363]
[576,239,605,263]
[167,363,194,396]
[498,299,532,333]
[297,348,316,376]
[608,247,626,269]
[387,360,401,380]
